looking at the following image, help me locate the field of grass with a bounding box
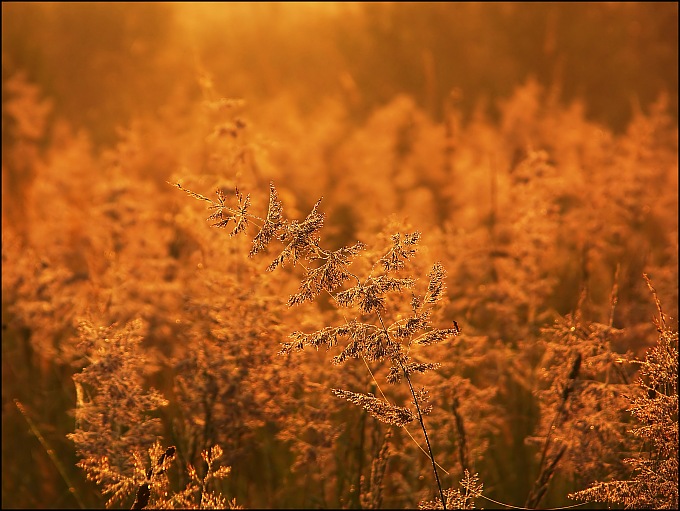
[2,3,677,509]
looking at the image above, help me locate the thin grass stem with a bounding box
[15,399,86,509]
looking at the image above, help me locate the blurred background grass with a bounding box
[3,2,677,146]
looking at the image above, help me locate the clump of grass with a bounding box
[569,275,678,509]
[67,319,169,473]
[419,470,483,510]
[78,439,237,509]
[174,180,462,508]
